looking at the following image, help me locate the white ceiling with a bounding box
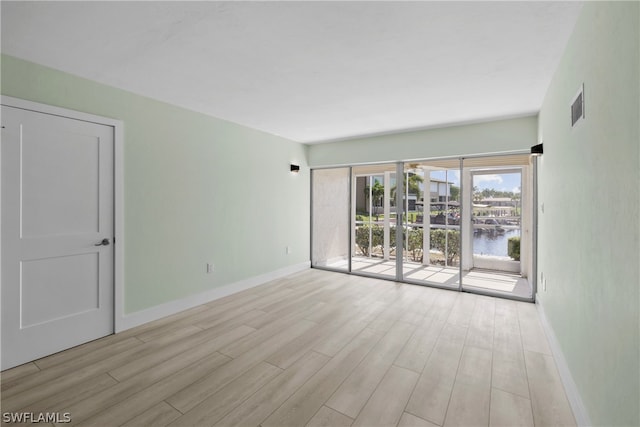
[1,1,583,143]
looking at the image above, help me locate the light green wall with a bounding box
[1,54,310,314]
[308,115,538,167]
[537,2,639,426]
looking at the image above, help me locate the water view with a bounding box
[473,228,520,257]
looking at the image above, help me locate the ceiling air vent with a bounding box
[571,84,585,127]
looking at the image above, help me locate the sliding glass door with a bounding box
[350,164,398,279]
[401,161,461,290]
[310,154,536,301]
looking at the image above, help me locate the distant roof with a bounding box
[480,197,513,202]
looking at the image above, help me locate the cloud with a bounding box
[474,174,503,185]
[512,186,521,193]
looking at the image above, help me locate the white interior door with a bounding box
[1,105,114,370]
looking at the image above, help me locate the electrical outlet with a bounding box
[286,246,292,254]
[541,272,546,291]
[207,263,214,273]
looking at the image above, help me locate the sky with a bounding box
[472,172,521,194]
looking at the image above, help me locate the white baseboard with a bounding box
[536,296,592,426]
[116,261,310,332]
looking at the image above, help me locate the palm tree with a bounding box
[364,179,385,216]
[473,186,482,203]
[511,189,521,216]
[391,172,424,201]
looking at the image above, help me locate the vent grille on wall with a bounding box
[571,84,585,127]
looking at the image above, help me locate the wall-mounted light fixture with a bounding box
[531,143,543,156]
[290,164,300,173]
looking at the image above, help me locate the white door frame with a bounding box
[0,95,126,334]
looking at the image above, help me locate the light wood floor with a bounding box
[0,269,576,427]
[330,257,533,299]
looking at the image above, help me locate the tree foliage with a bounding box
[354,225,461,265]
[364,179,385,214]
[430,229,461,265]
[508,236,521,261]
[449,185,460,202]
[473,187,521,200]
[391,173,424,202]
[407,228,424,262]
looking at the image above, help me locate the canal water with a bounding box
[472,228,521,257]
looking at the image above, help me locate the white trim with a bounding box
[113,124,126,332]
[118,261,310,332]
[0,95,126,338]
[1,96,122,128]
[536,296,592,426]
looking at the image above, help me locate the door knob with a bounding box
[95,238,110,246]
